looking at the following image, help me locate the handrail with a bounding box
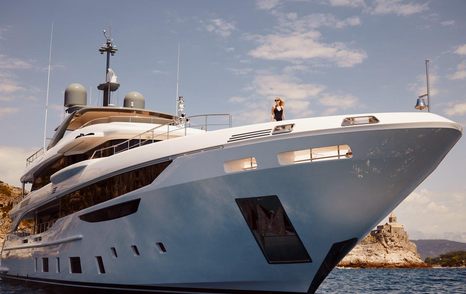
[91,113,232,159]
[26,148,45,166]
[91,120,179,159]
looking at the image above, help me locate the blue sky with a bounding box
[0,0,465,242]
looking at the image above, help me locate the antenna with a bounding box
[43,22,54,150]
[175,43,181,114]
[97,29,119,106]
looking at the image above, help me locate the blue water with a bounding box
[318,268,466,293]
[0,268,464,293]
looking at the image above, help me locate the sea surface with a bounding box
[0,268,464,293]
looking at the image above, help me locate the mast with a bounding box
[43,23,54,150]
[97,30,119,106]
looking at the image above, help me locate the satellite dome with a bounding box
[64,83,87,108]
[124,91,145,109]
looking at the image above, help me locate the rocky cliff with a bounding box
[0,181,22,243]
[338,214,428,268]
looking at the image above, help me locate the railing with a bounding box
[26,148,45,166]
[91,113,232,159]
[186,113,232,132]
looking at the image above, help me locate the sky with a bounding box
[0,0,465,242]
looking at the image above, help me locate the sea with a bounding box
[0,268,464,293]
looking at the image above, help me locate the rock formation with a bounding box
[338,213,428,268]
[0,181,22,243]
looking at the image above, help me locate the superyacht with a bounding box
[0,36,462,293]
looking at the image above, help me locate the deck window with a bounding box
[224,157,257,173]
[278,144,352,165]
[341,115,379,126]
[69,257,82,274]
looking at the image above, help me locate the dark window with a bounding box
[131,245,140,256]
[96,256,105,274]
[79,199,140,223]
[69,257,82,274]
[42,257,49,272]
[236,196,312,264]
[156,242,167,253]
[110,247,118,258]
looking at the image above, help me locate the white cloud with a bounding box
[394,188,466,242]
[256,0,282,11]
[444,102,466,116]
[440,20,455,27]
[281,13,361,31]
[319,93,358,108]
[228,96,247,103]
[449,62,466,80]
[0,79,24,95]
[249,32,366,67]
[0,146,36,186]
[370,0,428,16]
[254,74,325,100]
[454,44,466,56]
[409,71,439,97]
[0,107,18,117]
[0,54,33,70]
[328,0,366,8]
[204,18,236,38]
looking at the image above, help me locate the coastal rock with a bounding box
[0,181,22,243]
[338,214,428,268]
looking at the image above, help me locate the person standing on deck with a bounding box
[271,97,285,121]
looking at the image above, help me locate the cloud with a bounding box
[454,44,466,56]
[254,74,325,100]
[248,32,367,67]
[444,102,466,116]
[0,54,33,70]
[0,146,37,186]
[408,70,438,97]
[281,13,361,31]
[449,61,466,80]
[394,188,466,242]
[370,0,428,16]
[0,79,24,95]
[327,0,366,8]
[440,20,455,26]
[0,107,18,117]
[319,93,359,108]
[204,18,236,38]
[256,0,282,11]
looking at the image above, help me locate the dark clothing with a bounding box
[273,107,283,121]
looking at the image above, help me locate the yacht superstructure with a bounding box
[0,37,462,294]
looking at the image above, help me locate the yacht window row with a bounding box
[224,144,353,173]
[13,160,171,237]
[33,242,167,274]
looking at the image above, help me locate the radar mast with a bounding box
[97,30,119,106]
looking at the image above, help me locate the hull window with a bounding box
[110,247,118,258]
[156,242,167,254]
[131,245,140,256]
[224,157,257,173]
[56,257,60,273]
[42,257,49,272]
[69,257,82,274]
[236,196,311,264]
[278,144,352,165]
[96,256,105,274]
[79,199,141,223]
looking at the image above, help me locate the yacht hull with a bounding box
[1,118,462,293]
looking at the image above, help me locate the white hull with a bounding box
[1,112,462,293]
